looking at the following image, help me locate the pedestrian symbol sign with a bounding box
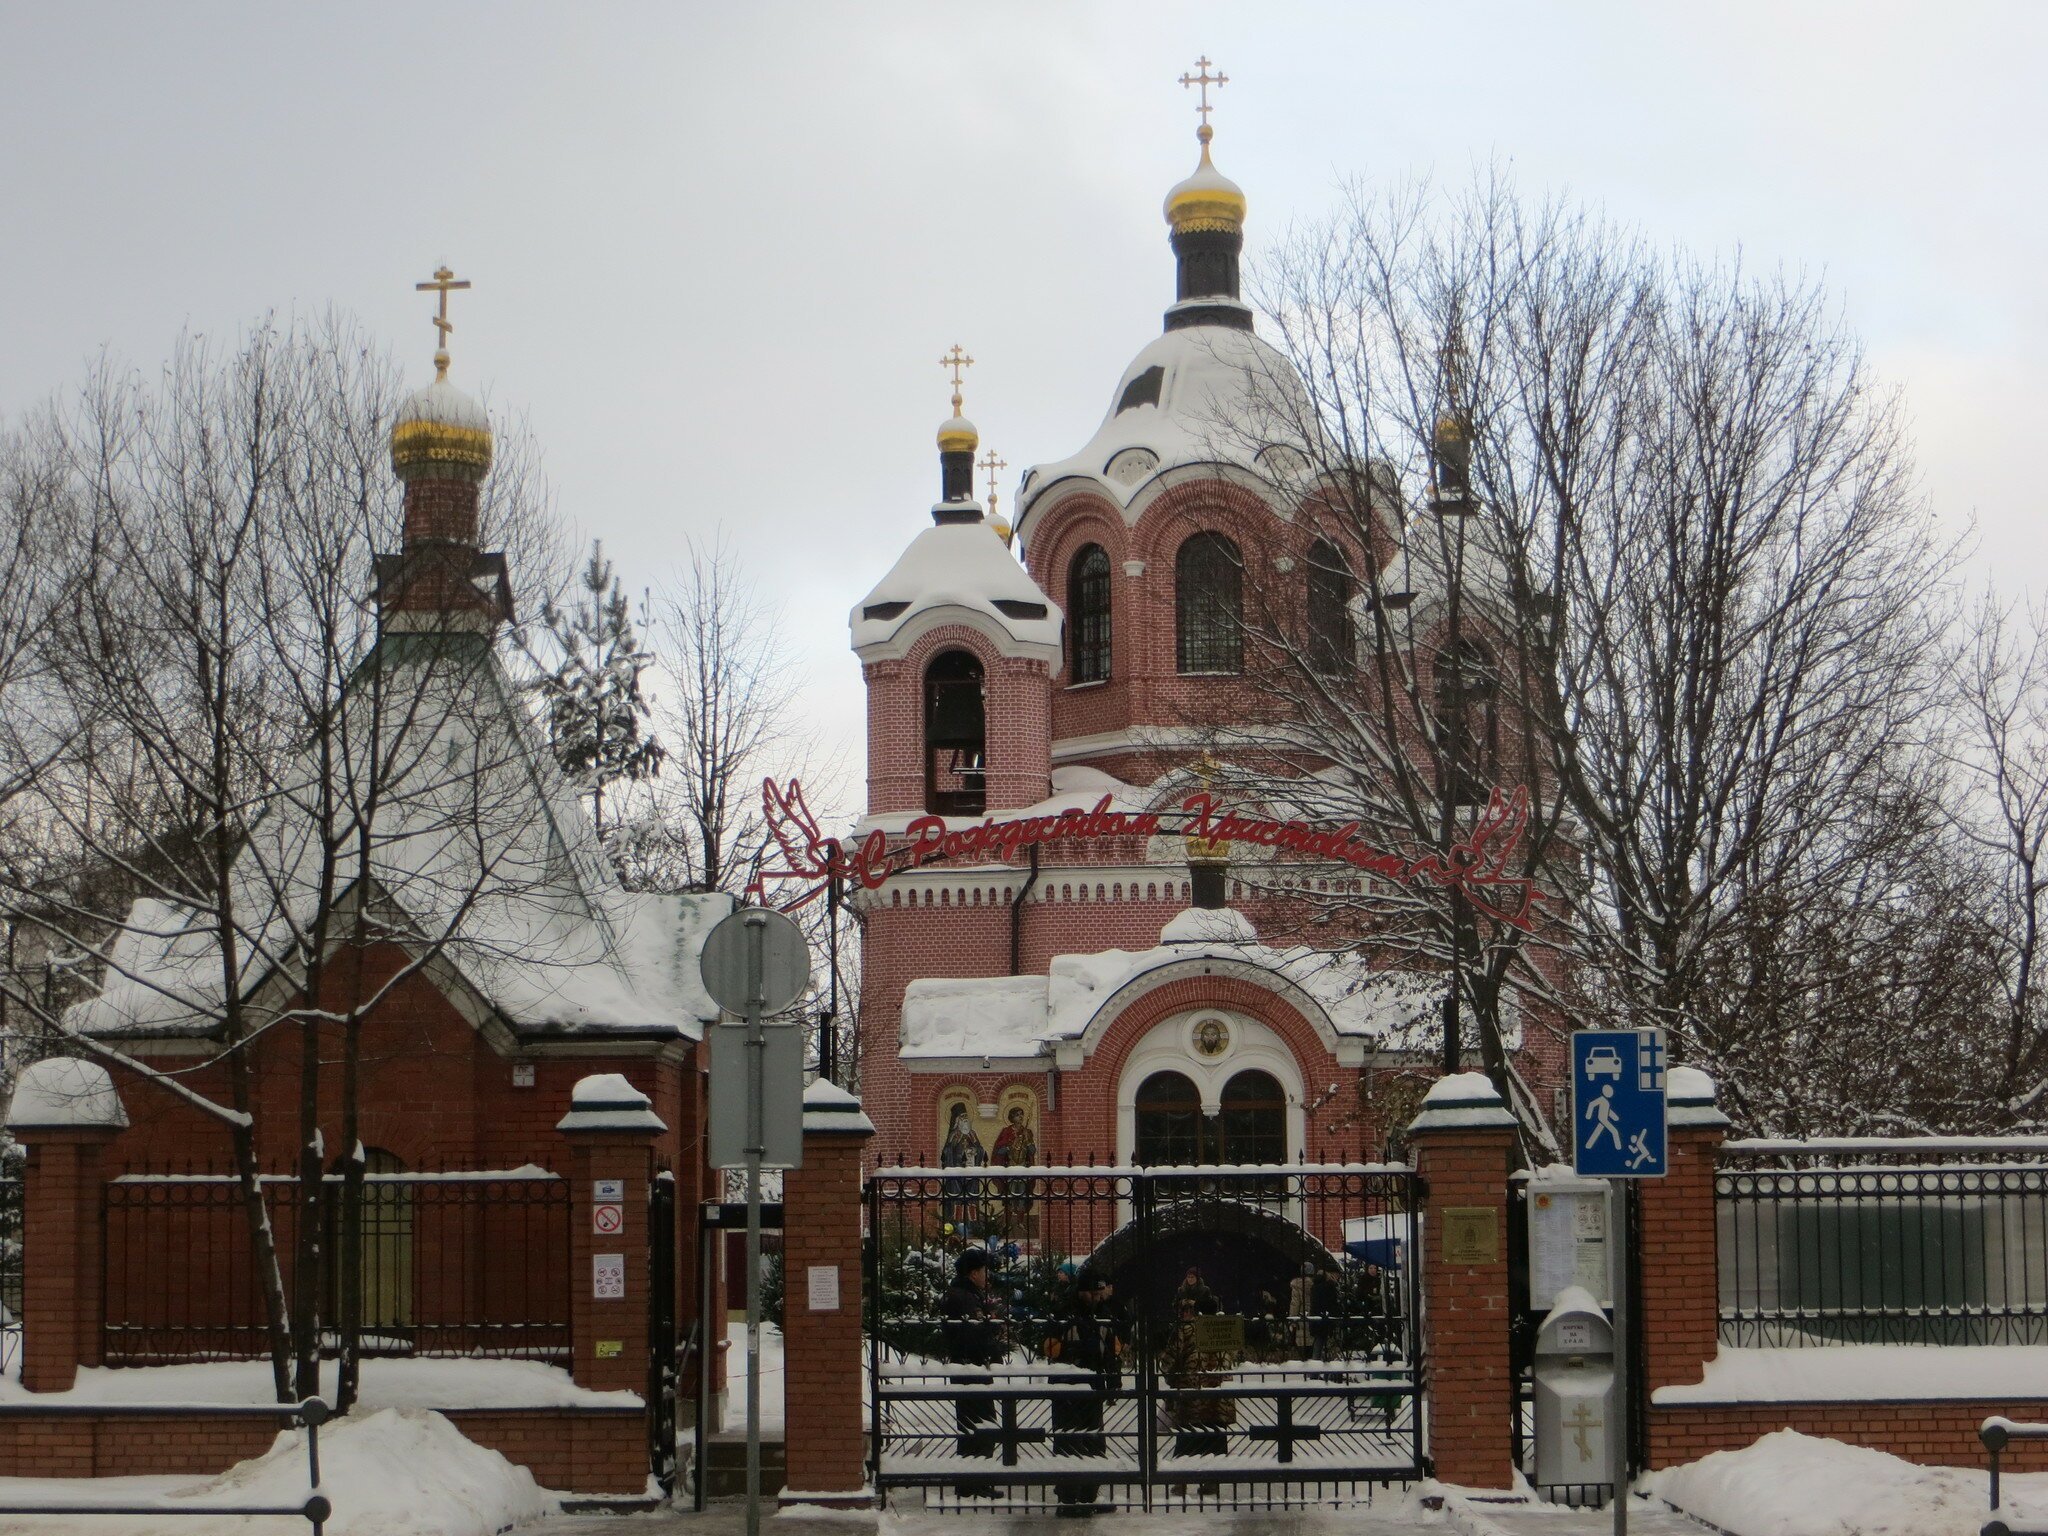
[1571,1028,1667,1178]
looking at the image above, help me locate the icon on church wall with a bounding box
[990,1089,1039,1167]
[1192,1016,1232,1059]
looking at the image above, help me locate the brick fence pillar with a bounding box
[558,1073,665,1397]
[1406,1072,1518,1491]
[1637,1067,1728,1403]
[777,1079,876,1508]
[6,1058,128,1392]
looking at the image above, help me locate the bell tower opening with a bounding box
[923,648,987,816]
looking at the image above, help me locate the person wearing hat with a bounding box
[941,1247,1004,1497]
[1041,1266,1120,1515]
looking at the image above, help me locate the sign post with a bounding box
[701,907,810,1536]
[1570,1028,1667,1536]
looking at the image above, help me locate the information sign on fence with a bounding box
[1571,1028,1668,1178]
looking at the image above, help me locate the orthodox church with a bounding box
[845,77,1569,1171]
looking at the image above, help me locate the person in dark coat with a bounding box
[1042,1267,1119,1515]
[940,1248,1004,1497]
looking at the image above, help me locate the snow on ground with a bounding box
[726,1318,785,1434]
[1646,1428,2048,1536]
[0,1408,554,1535]
[0,1355,640,1409]
[1652,1345,2048,1404]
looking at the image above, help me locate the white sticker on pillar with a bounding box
[807,1264,840,1312]
[594,1180,624,1203]
[593,1252,626,1300]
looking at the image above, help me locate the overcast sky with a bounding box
[4,4,2043,821]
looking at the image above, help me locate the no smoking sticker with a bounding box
[593,1202,625,1235]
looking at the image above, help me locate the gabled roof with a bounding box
[70,631,726,1043]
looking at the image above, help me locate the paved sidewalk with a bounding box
[518,1491,1714,1536]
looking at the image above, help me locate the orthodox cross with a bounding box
[1179,55,1228,133]
[978,448,1007,510]
[940,343,975,410]
[416,265,472,379]
[1247,1392,1323,1465]
[992,1393,1047,1466]
[1565,1400,1601,1461]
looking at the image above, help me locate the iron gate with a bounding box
[649,1171,678,1496]
[865,1163,1424,1511]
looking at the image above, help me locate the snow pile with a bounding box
[5,1056,127,1129]
[901,975,1049,1059]
[1654,1344,2048,1404]
[0,1408,553,1536]
[1648,1427,2048,1536]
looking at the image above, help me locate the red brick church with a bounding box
[843,99,1570,1177]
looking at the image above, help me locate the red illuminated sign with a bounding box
[760,778,1542,930]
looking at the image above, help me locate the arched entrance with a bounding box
[1114,1010,1304,1166]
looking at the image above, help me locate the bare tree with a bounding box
[0,315,574,1403]
[1235,174,1954,1139]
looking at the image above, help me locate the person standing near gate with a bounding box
[1042,1267,1118,1516]
[941,1248,1004,1498]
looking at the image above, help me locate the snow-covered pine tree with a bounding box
[526,540,666,841]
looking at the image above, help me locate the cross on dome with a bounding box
[1179,54,1228,141]
[415,265,472,380]
[939,343,975,411]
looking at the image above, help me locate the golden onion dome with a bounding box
[936,410,979,454]
[390,371,493,482]
[1163,127,1247,234]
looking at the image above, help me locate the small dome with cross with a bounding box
[390,264,494,483]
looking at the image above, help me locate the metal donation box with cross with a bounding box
[1570,1028,1668,1179]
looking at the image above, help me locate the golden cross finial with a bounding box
[978,447,1007,511]
[415,264,472,380]
[1179,54,1228,140]
[939,343,975,412]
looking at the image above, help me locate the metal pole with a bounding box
[1610,1177,1628,1536]
[744,911,767,1536]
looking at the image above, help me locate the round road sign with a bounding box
[698,906,811,1017]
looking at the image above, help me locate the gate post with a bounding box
[1406,1072,1518,1491]
[1636,1067,1727,1408]
[557,1074,666,1399]
[6,1058,128,1392]
[778,1079,875,1508]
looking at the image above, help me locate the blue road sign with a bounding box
[1571,1028,1668,1178]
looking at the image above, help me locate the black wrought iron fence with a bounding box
[0,1173,21,1374]
[865,1162,1422,1512]
[103,1166,571,1365]
[1718,1139,2048,1347]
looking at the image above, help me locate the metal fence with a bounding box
[865,1163,1422,1512]
[0,1174,20,1375]
[104,1167,571,1365]
[1718,1139,2048,1347]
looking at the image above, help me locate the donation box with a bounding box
[1532,1285,1615,1491]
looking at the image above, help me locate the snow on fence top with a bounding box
[5,1056,128,1131]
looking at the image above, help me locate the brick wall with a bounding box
[779,1124,873,1502]
[1647,1400,2048,1472]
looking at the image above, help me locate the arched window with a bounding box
[1067,544,1112,684]
[1134,1071,1203,1167]
[1176,532,1242,675]
[924,649,986,816]
[1305,539,1354,674]
[1219,1070,1288,1165]
[1433,638,1500,806]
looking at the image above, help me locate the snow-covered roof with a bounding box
[1013,322,1313,539]
[1407,1070,1518,1134]
[69,634,731,1044]
[850,518,1061,658]
[900,927,1441,1065]
[394,377,489,432]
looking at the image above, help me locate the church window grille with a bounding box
[1305,539,1354,674]
[923,649,986,816]
[1068,544,1112,683]
[1176,531,1243,674]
